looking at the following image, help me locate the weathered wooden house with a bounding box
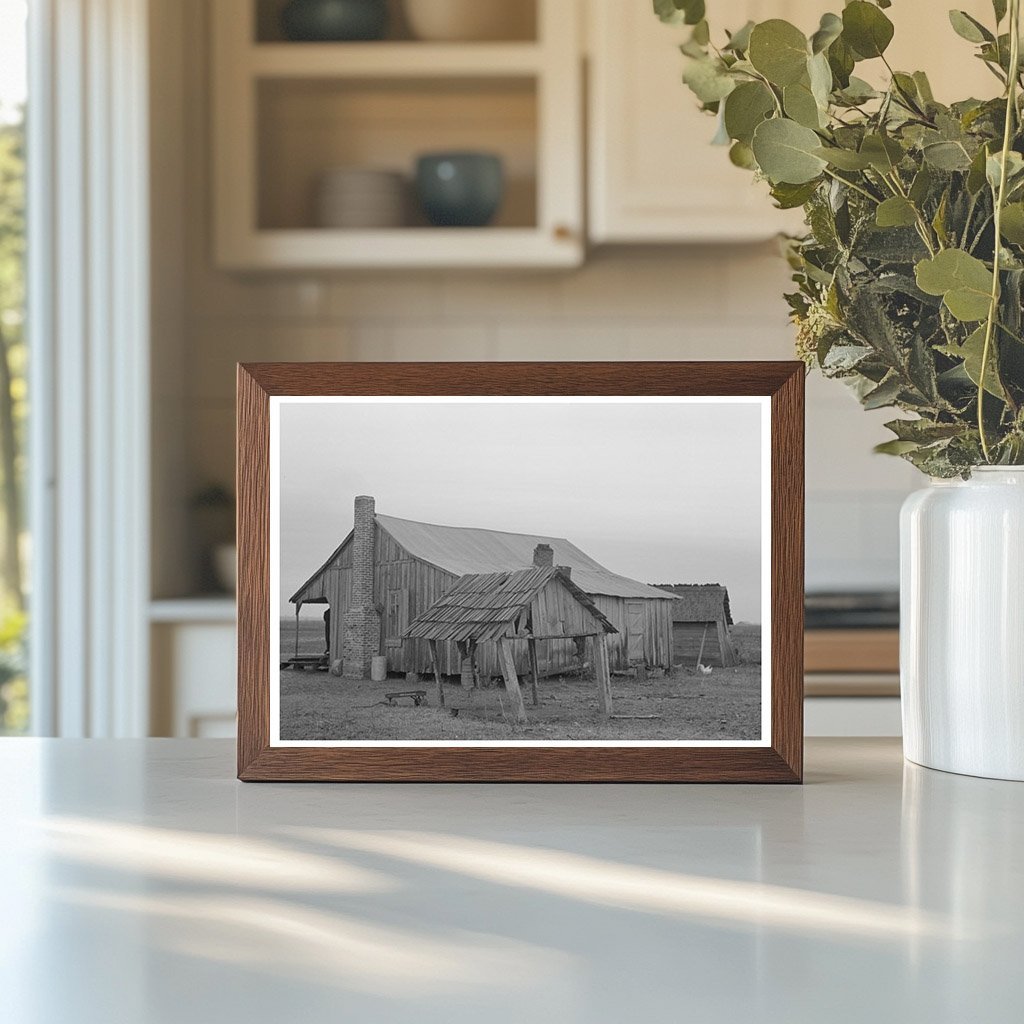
[652,583,737,668]
[289,495,675,678]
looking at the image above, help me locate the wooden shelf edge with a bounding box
[216,228,584,270]
[249,42,544,79]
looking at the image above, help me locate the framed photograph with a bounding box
[237,362,804,782]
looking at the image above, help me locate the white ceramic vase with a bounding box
[900,467,1024,780]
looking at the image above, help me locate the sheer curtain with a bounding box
[28,0,151,736]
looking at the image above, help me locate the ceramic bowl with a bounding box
[415,152,504,228]
[281,0,388,42]
[316,168,407,228]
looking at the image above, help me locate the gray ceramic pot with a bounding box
[415,152,505,227]
[281,0,388,42]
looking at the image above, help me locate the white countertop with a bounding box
[1,738,1020,1023]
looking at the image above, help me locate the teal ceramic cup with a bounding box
[280,0,388,42]
[415,152,505,227]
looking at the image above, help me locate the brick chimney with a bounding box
[533,543,554,568]
[342,495,380,678]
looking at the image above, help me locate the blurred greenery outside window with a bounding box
[0,0,28,734]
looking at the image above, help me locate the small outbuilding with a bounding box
[653,584,738,668]
[403,565,619,722]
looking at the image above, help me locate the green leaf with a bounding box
[682,57,736,104]
[923,139,973,171]
[837,76,879,104]
[967,144,991,193]
[814,146,872,170]
[986,150,1024,191]
[862,374,903,409]
[948,10,994,44]
[913,71,935,104]
[860,133,904,173]
[810,12,843,54]
[876,197,918,228]
[1000,203,1024,244]
[748,20,809,86]
[724,20,755,53]
[932,190,950,247]
[751,118,828,184]
[909,164,933,205]
[771,180,820,209]
[885,418,964,443]
[807,51,833,109]
[842,1,895,59]
[653,0,705,26]
[875,439,923,456]
[784,80,824,129]
[915,249,994,322]
[723,81,775,144]
[939,325,1006,398]
[729,140,757,169]
[827,36,856,88]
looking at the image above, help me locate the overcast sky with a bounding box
[278,399,765,622]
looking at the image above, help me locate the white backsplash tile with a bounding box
[182,248,919,592]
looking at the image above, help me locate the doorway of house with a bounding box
[626,600,644,664]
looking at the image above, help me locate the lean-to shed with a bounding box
[652,583,737,668]
[403,566,619,720]
[289,495,675,679]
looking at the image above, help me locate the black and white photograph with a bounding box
[270,396,770,746]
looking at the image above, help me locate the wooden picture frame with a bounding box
[237,362,804,782]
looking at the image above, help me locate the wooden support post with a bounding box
[716,618,736,667]
[457,640,476,689]
[428,639,445,708]
[696,622,710,668]
[496,637,527,723]
[528,638,540,707]
[593,632,613,719]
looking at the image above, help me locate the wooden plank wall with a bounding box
[592,595,673,671]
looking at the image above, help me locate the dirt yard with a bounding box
[279,664,763,742]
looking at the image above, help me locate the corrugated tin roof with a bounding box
[403,566,617,644]
[378,514,674,601]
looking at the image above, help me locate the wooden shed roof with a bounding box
[651,584,734,625]
[403,566,618,644]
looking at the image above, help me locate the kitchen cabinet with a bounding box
[587,0,998,244]
[211,0,583,269]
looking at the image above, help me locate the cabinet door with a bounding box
[587,0,810,243]
[588,0,995,244]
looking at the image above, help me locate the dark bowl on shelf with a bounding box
[280,0,388,42]
[415,152,505,228]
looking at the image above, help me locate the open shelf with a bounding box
[213,0,582,269]
[257,76,538,232]
[254,0,538,44]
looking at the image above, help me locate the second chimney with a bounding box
[533,543,554,568]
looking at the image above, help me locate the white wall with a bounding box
[157,0,920,599]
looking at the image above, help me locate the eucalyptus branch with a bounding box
[822,168,881,205]
[979,0,1021,462]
